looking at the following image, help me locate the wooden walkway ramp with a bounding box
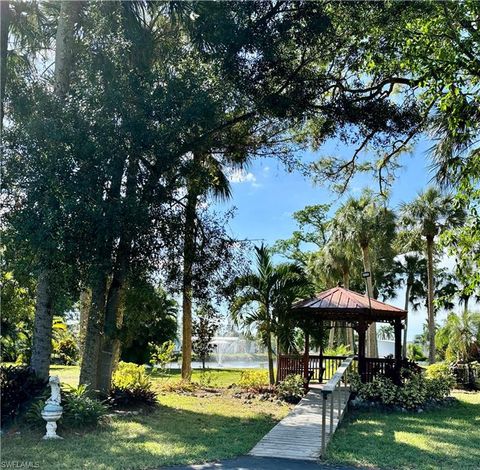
[250,386,350,461]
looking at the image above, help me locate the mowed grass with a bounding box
[327,391,480,470]
[48,364,255,389]
[2,365,286,469]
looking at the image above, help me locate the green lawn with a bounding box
[49,364,255,389]
[327,391,480,470]
[2,390,289,469]
[2,365,287,469]
[5,366,479,469]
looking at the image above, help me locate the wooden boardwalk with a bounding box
[250,386,350,461]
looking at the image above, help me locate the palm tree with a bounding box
[180,152,234,381]
[394,253,427,357]
[400,187,465,363]
[331,191,396,357]
[231,245,310,385]
[436,311,480,364]
[318,241,359,351]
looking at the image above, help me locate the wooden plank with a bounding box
[250,386,350,461]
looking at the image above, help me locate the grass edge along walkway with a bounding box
[326,391,480,470]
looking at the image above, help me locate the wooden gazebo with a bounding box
[277,286,407,384]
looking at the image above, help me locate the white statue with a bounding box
[46,376,62,405]
[41,376,63,439]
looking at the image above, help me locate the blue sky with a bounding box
[216,138,447,342]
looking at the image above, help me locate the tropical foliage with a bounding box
[231,245,311,384]
[1,0,479,397]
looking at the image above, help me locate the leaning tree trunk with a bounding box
[96,250,128,394]
[181,183,199,382]
[30,0,81,380]
[96,153,138,393]
[402,282,411,358]
[361,245,378,358]
[79,274,107,389]
[30,273,53,380]
[426,236,436,364]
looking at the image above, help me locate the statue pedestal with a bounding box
[42,376,63,440]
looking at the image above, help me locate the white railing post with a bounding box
[330,392,334,435]
[321,392,328,456]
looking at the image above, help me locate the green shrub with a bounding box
[407,343,427,361]
[110,361,157,407]
[277,374,305,403]
[27,385,107,428]
[238,370,269,391]
[149,340,175,370]
[113,362,152,390]
[1,365,46,427]
[53,336,79,365]
[351,369,454,410]
[425,362,455,385]
[198,370,217,388]
[62,385,108,427]
[396,373,428,409]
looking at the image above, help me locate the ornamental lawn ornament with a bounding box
[41,376,63,439]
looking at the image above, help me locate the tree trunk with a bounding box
[402,283,411,358]
[96,259,127,394]
[342,272,355,351]
[79,275,107,389]
[266,324,275,386]
[328,323,336,348]
[181,180,199,381]
[96,151,138,393]
[361,245,377,357]
[78,289,91,356]
[0,0,9,133]
[426,236,436,364]
[53,1,81,99]
[30,273,53,380]
[30,0,81,382]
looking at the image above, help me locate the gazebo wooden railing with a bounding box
[277,354,396,384]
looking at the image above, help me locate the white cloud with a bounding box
[228,169,258,185]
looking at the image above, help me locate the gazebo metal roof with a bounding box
[291,286,406,322]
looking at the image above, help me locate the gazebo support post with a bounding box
[357,321,367,383]
[394,318,402,382]
[319,321,324,383]
[303,330,310,387]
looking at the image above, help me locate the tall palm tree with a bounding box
[331,191,396,357]
[394,253,426,357]
[318,241,359,350]
[400,187,465,363]
[231,245,310,385]
[180,152,234,381]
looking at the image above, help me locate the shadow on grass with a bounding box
[327,395,480,470]
[1,401,280,470]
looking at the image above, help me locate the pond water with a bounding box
[165,360,275,370]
